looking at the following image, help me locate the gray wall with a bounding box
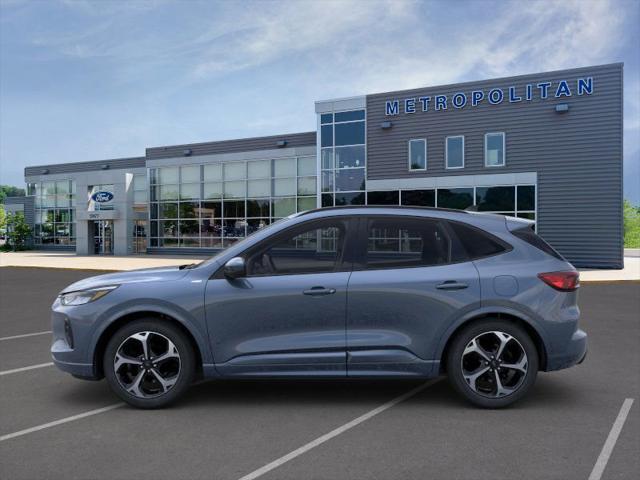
[25,157,145,176]
[366,63,623,268]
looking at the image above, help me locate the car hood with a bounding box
[60,265,191,293]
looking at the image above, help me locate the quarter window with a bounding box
[365,217,451,270]
[448,221,508,259]
[409,139,427,170]
[485,133,505,167]
[446,136,464,169]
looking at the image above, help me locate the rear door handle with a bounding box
[436,281,468,290]
[303,286,337,296]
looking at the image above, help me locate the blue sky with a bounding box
[1,0,639,203]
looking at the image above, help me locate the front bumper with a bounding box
[545,328,588,371]
[51,307,100,380]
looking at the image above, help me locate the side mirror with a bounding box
[223,257,246,278]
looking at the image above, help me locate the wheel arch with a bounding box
[438,311,548,373]
[93,311,205,379]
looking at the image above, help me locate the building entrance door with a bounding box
[93,220,114,255]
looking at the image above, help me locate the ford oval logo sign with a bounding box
[91,191,114,203]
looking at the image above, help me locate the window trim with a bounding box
[484,132,506,167]
[445,136,465,170]
[408,138,427,171]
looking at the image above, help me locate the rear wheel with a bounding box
[446,319,538,408]
[103,319,195,409]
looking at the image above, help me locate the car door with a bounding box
[205,217,355,376]
[346,215,481,377]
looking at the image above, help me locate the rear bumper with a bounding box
[545,329,588,371]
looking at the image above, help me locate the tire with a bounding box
[446,319,539,408]
[103,319,196,409]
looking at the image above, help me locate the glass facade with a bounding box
[31,180,76,245]
[149,156,316,248]
[320,110,366,207]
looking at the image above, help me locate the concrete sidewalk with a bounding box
[1,250,639,282]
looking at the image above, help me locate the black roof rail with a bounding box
[297,205,471,216]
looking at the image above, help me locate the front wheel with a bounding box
[446,319,539,408]
[103,319,196,409]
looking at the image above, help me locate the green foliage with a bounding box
[0,185,26,204]
[623,199,640,248]
[0,205,6,231]
[5,211,31,251]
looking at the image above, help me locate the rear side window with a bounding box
[365,217,451,270]
[512,226,565,261]
[448,221,508,259]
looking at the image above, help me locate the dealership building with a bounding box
[14,63,623,268]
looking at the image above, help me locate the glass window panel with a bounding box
[248,160,271,179]
[297,176,317,195]
[335,168,365,191]
[273,177,296,196]
[160,184,179,200]
[158,202,178,219]
[367,191,399,205]
[517,212,536,220]
[401,190,435,207]
[247,219,270,235]
[133,174,147,191]
[321,171,334,193]
[224,162,245,180]
[56,195,70,207]
[159,220,178,236]
[335,145,365,169]
[335,110,365,122]
[248,179,271,197]
[203,182,222,199]
[202,237,224,248]
[223,200,245,218]
[446,137,464,168]
[181,165,201,183]
[321,125,333,148]
[55,181,69,194]
[335,122,365,146]
[475,186,515,211]
[180,183,200,200]
[437,188,473,209]
[321,148,334,170]
[158,167,179,184]
[158,238,180,247]
[274,158,296,177]
[43,182,56,195]
[201,218,222,237]
[134,190,147,203]
[149,169,158,185]
[297,156,316,176]
[247,199,270,217]
[181,238,201,247]
[322,194,334,207]
[150,185,158,202]
[517,185,536,211]
[223,180,246,198]
[43,196,56,207]
[150,203,158,219]
[320,113,333,124]
[222,219,247,237]
[335,192,365,206]
[179,220,200,237]
[179,201,199,218]
[409,139,426,170]
[485,133,505,166]
[297,196,316,212]
[201,201,222,220]
[272,197,296,217]
[204,164,222,182]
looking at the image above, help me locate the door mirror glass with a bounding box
[224,257,246,278]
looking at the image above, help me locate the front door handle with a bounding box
[436,281,469,290]
[303,286,337,296]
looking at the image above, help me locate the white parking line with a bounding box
[0,331,51,341]
[0,362,54,376]
[0,402,125,442]
[237,378,442,480]
[588,398,634,480]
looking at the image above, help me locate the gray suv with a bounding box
[51,207,587,408]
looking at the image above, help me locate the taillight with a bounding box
[538,271,580,292]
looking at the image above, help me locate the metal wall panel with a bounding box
[24,157,145,177]
[365,63,623,268]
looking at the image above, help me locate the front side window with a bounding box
[409,139,427,170]
[485,132,505,167]
[365,217,451,270]
[446,136,464,169]
[247,220,347,276]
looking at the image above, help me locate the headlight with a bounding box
[59,286,118,306]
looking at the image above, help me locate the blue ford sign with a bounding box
[91,191,114,203]
[385,77,593,115]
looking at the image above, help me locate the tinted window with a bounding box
[475,186,515,211]
[367,191,399,205]
[512,226,564,260]
[448,222,508,259]
[402,189,435,207]
[446,136,464,168]
[247,220,346,276]
[437,188,473,209]
[365,217,451,270]
[335,110,365,122]
[334,122,365,146]
[517,185,535,211]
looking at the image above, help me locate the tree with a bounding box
[0,205,6,232]
[623,199,640,248]
[0,185,26,204]
[6,211,31,251]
